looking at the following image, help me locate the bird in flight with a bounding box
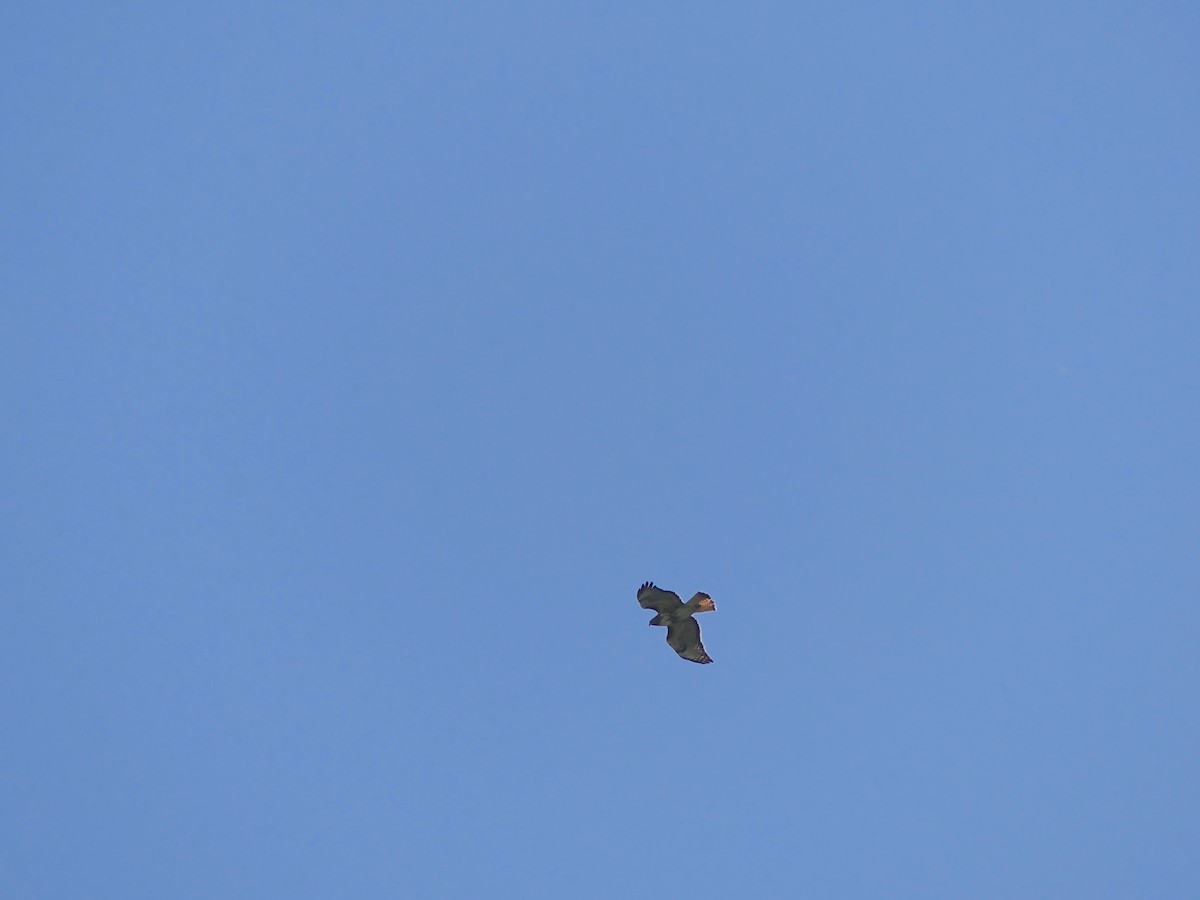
[637,581,716,664]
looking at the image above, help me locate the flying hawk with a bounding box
[637,581,716,664]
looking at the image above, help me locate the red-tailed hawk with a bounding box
[637,581,716,664]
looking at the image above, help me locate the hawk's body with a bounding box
[637,581,716,664]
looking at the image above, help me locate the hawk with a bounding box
[637,581,716,664]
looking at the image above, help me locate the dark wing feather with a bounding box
[637,581,683,615]
[666,617,713,664]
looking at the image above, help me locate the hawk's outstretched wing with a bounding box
[666,617,713,664]
[637,581,683,616]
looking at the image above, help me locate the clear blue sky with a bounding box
[4,4,1198,897]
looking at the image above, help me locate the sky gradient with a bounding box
[4,3,1199,897]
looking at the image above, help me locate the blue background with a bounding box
[4,3,1198,897]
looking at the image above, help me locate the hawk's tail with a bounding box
[692,594,716,613]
